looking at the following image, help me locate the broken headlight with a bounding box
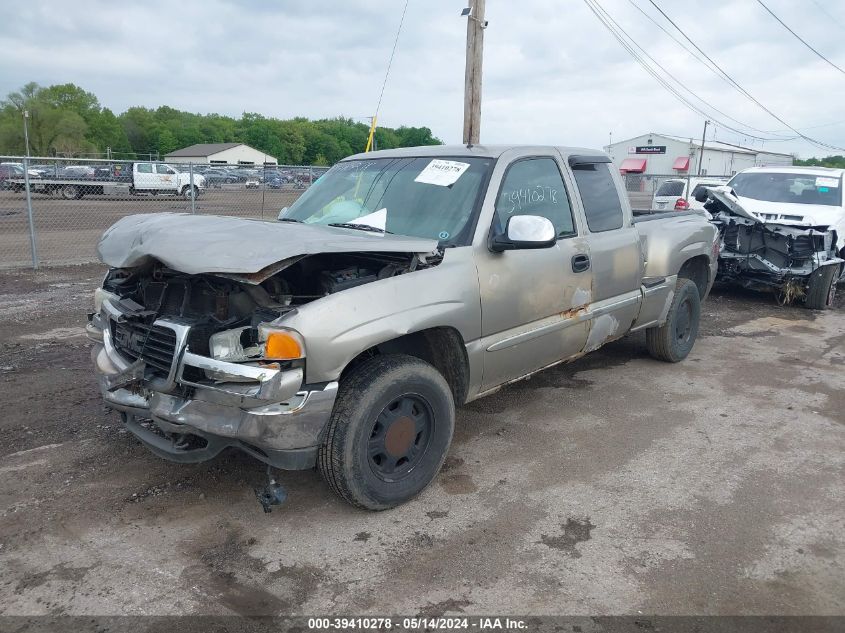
[93,287,118,312]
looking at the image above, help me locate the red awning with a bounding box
[672,156,690,171]
[619,158,647,173]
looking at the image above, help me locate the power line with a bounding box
[646,0,845,151]
[809,0,845,31]
[582,0,791,143]
[628,0,840,138]
[623,0,786,138]
[373,0,410,120]
[591,0,784,139]
[755,0,845,75]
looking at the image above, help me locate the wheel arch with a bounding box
[677,255,711,299]
[339,326,470,406]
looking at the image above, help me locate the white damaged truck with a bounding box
[696,166,844,309]
[89,145,718,510]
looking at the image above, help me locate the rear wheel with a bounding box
[318,354,455,510]
[61,184,81,200]
[805,264,838,310]
[646,278,701,363]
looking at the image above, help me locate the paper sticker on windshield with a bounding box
[815,176,839,188]
[414,160,470,187]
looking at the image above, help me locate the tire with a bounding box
[805,264,838,310]
[61,185,80,200]
[318,354,455,511]
[646,278,701,363]
[183,185,198,200]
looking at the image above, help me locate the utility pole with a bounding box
[697,120,709,175]
[462,0,486,146]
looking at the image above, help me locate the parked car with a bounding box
[202,168,239,187]
[90,145,718,510]
[1,162,41,181]
[265,175,284,189]
[28,163,62,178]
[0,164,25,189]
[245,177,260,189]
[652,176,730,212]
[696,168,845,308]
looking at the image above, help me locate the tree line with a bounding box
[0,82,442,165]
[794,156,845,169]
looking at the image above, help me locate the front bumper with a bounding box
[89,306,337,470]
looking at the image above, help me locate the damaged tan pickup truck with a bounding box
[89,145,718,510]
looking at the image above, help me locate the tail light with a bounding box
[674,198,690,210]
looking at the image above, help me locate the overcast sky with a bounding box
[2,0,845,158]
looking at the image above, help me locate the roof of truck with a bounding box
[738,165,844,177]
[344,144,606,161]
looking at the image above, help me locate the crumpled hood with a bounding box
[97,213,439,275]
[711,186,844,227]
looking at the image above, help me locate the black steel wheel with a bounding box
[367,394,434,482]
[318,354,455,510]
[646,278,701,363]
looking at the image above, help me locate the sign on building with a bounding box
[629,145,667,154]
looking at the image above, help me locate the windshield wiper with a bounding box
[278,217,302,223]
[328,222,392,234]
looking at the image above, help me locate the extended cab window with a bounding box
[155,164,175,175]
[494,158,575,237]
[572,162,624,232]
[137,164,153,174]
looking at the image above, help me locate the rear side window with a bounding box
[137,163,153,174]
[656,180,685,197]
[572,163,624,232]
[494,158,575,237]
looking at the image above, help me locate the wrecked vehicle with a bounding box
[696,168,844,309]
[89,145,718,510]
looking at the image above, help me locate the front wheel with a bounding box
[805,264,838,310]
[646,278,701,363]
[183,185,198,200]
[318,354,455,510]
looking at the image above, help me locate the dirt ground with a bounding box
[0,264,842,616]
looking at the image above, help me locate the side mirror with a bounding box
[491,215,557,252]
[693,188,709,203]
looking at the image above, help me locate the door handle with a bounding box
[571,254,590,273]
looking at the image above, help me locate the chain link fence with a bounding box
[1,157,735,270]
[622,172,732,210]
[0,156,330,269]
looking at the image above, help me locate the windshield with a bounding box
[728,172,842,207]
[280,156,493,243]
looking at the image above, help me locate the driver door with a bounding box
[475,155,592,391]
[155,163,178,192]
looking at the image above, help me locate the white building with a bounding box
[604,132,793,177]
[164,143,278,166]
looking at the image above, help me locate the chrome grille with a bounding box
[110,320,178,377]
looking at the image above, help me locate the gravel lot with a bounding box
[0,265,842,616]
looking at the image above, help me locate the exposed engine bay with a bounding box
[101,250,440,360]
[702,188,843,304]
